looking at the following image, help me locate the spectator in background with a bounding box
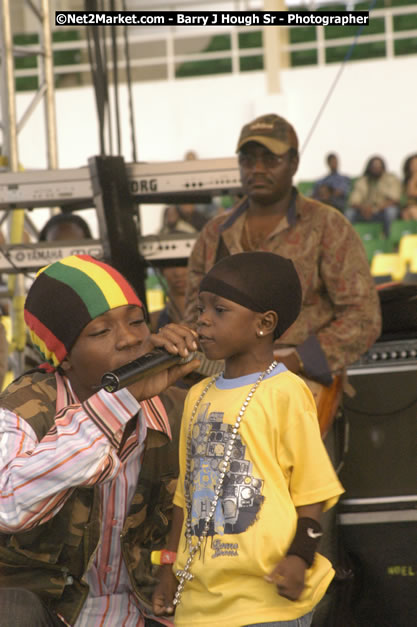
[346,155,401,236]
[184,149,198,161]
[177,203,209,231]
[149,261,188,333]
[179,149,214,228]
[401,153,417,221]
[159,205,197,235]
[184,113,381,387]
[312,182,333,207]
[312,153,351,212]
[39,212,92,242]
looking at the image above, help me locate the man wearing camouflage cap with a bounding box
[185,113,381,390]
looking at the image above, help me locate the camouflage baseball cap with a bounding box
[236,113,299,156]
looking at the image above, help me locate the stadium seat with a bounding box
[388,219,417,248]
[398,234,417,265]
[297,181,315,197]
[404,250,417,281]
[362,239,394,263]
[146,288,165,313]
[353,222,384,241]
[409,251,417,274]
[370,253,406,282]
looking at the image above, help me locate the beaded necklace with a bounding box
[173,360,278,607]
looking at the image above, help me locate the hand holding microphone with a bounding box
[101,324,201,401]
[101,348,197,392]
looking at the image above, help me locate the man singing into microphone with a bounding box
[0,254,200,627]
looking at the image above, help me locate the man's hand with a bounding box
[128,324,200,401]
[152,564,178,616]
[265,554,307,601]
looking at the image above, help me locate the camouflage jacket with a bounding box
[0,370,185,625]
[184,190,382,385]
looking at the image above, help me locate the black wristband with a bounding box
[286,517,323,568]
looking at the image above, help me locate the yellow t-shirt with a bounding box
[173,365,344,626]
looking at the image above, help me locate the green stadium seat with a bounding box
[404,249,417,281]
[388,219,417,248]
[362,238,394,263]
[353,222,384,241]
[297,181,315,196]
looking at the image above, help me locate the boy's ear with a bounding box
[258,310,278,337]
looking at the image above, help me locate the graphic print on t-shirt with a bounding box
[189,402,264,537]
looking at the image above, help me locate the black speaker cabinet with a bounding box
[338,504,417,627]
[336,361,417,626]
[340,366,417,498]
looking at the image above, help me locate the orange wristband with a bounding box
[151,549,177,565]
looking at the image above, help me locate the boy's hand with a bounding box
[152,565,178,616]
[264,555,307,601]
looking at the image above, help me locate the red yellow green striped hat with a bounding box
[24,254,143,366]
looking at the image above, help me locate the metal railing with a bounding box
[7,5,417,89]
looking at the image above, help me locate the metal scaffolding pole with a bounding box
[0,0,19,172]
[0,0,59,378]
[39,0,58,171]
[263,0,289,94]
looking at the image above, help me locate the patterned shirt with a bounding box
[0,373,172,627]
[184,190,382,385]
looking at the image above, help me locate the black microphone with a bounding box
[101,348,197,393]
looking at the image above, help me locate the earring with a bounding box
[258,330,264,337]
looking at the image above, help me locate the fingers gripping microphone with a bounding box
[101,348,196,393]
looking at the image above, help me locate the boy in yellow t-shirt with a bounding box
[152,252,344,627]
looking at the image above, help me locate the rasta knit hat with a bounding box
[198,252,302,338]
[24,254,143,366]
